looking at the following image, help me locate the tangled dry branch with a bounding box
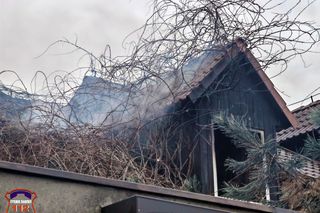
[0,116,196,189]
[0,0,320,192]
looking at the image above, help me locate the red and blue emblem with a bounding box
[5,188,37,213]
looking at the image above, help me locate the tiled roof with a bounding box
[175,51,225,102]
[277,100,320,142]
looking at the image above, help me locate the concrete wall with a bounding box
[0,171,130,213]
[0,161,294,213]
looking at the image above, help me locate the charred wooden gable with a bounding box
[172,44,295,195]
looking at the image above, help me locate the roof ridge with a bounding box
[292,99,320,113]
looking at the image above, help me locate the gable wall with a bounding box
[176,54,290,195]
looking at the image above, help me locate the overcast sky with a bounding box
[0,0,320,109]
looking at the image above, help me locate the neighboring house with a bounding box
[277,99,320,178]
[277,99,320,150]
[168,38,298,197]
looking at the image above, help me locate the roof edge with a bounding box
[292,99,320,113]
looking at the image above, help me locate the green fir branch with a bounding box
[303,135,320,161]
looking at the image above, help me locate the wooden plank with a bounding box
[235,38,298,128]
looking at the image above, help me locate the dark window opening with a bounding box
[214,129,248,196]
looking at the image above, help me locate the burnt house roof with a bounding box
[175,38,298,128]
[0,89,31,120]
[277,100,320,142]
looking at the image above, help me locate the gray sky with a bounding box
[0,0,320,109]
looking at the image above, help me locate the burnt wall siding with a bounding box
[177,55,289,194]
[198,55,288,138]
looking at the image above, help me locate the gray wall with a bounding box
[0,164,282,213]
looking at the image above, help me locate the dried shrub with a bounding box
[0,116,194,189]
[280,175,320,213]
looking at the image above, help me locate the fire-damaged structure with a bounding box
[0,39,306,212]
[0,39,301,197]
[167,39,298,196]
